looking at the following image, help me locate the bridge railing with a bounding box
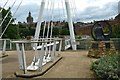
[63,38,120,51]
[12,38,62,74]
[63,38,92,50]
[0,39,12,55]
[75,39,92,50]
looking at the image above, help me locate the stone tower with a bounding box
[27,12,33,24]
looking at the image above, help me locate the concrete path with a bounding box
[2,50,97,78]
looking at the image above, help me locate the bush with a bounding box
[91,54,120,80]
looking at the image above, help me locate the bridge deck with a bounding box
[2,50,97,78]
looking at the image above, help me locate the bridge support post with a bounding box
[65,0,77,50]
[2,40,6,55]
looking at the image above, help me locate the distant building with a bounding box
[18,12,36,29]
[27,12,33,24]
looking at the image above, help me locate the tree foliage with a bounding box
[112,24,120,38]
[2,8,14,31]
[4,24,20,39]
[1,8,20,39]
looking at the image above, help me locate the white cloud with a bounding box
[0,0,119,22]
[118,1,120,13]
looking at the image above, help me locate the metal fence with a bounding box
[61,38,120,51]
[2,38,120,52]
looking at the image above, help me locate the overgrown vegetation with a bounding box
[91,54,120,80]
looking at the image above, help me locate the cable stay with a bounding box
[42,1,50,39]
[69,0,75,21]
[32,1,58,50]
[62,0,67,21]
[0,0,23,38]
[11,0,75,73]
[72,0,79,22]
[0,0,10,13]
[0,0,17,27]
[27,1,60,71]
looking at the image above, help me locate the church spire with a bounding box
[27,11,33,24]
[28,11,31,17]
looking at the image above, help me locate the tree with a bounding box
[19,28,30,38]
[1,7,20,39]
[4,24,20,39]
[52,27,59,36]
[60,23,70,35]
[60,28,70,35]
[2,8,14,31]
[112,24,120,38]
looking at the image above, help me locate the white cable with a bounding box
[69,0,75,21]
[42,21,46,38]
[62,0,67,21]
[0,0,10,13]
[42,0,51,61]
[46,22,50,38]
[43,1,54,61]
[46,1,53,38]
[58,2,61,21]
[62,0,65,21]
[73,0,79,22]
[50,3,54,39]
[48,2,54,57]
[42,1,49,39]
[0,0,23,38]
[0,0,17,27]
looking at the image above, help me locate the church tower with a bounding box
[27,12,33,24]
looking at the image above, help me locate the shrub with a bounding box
[91,54,120,80]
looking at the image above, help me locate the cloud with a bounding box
[75,1,118,22]
[12,3,67,22]
[11,3,40,22]
[118,1,120,14]
[9,0,118,23]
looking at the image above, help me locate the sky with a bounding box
[0,0,119,23]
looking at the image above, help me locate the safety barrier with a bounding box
[0,39,12,57]
[12,38,62,74]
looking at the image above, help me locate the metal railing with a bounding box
[12,38,62,74]
[63,38,120,51]
[0,39,12,55]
